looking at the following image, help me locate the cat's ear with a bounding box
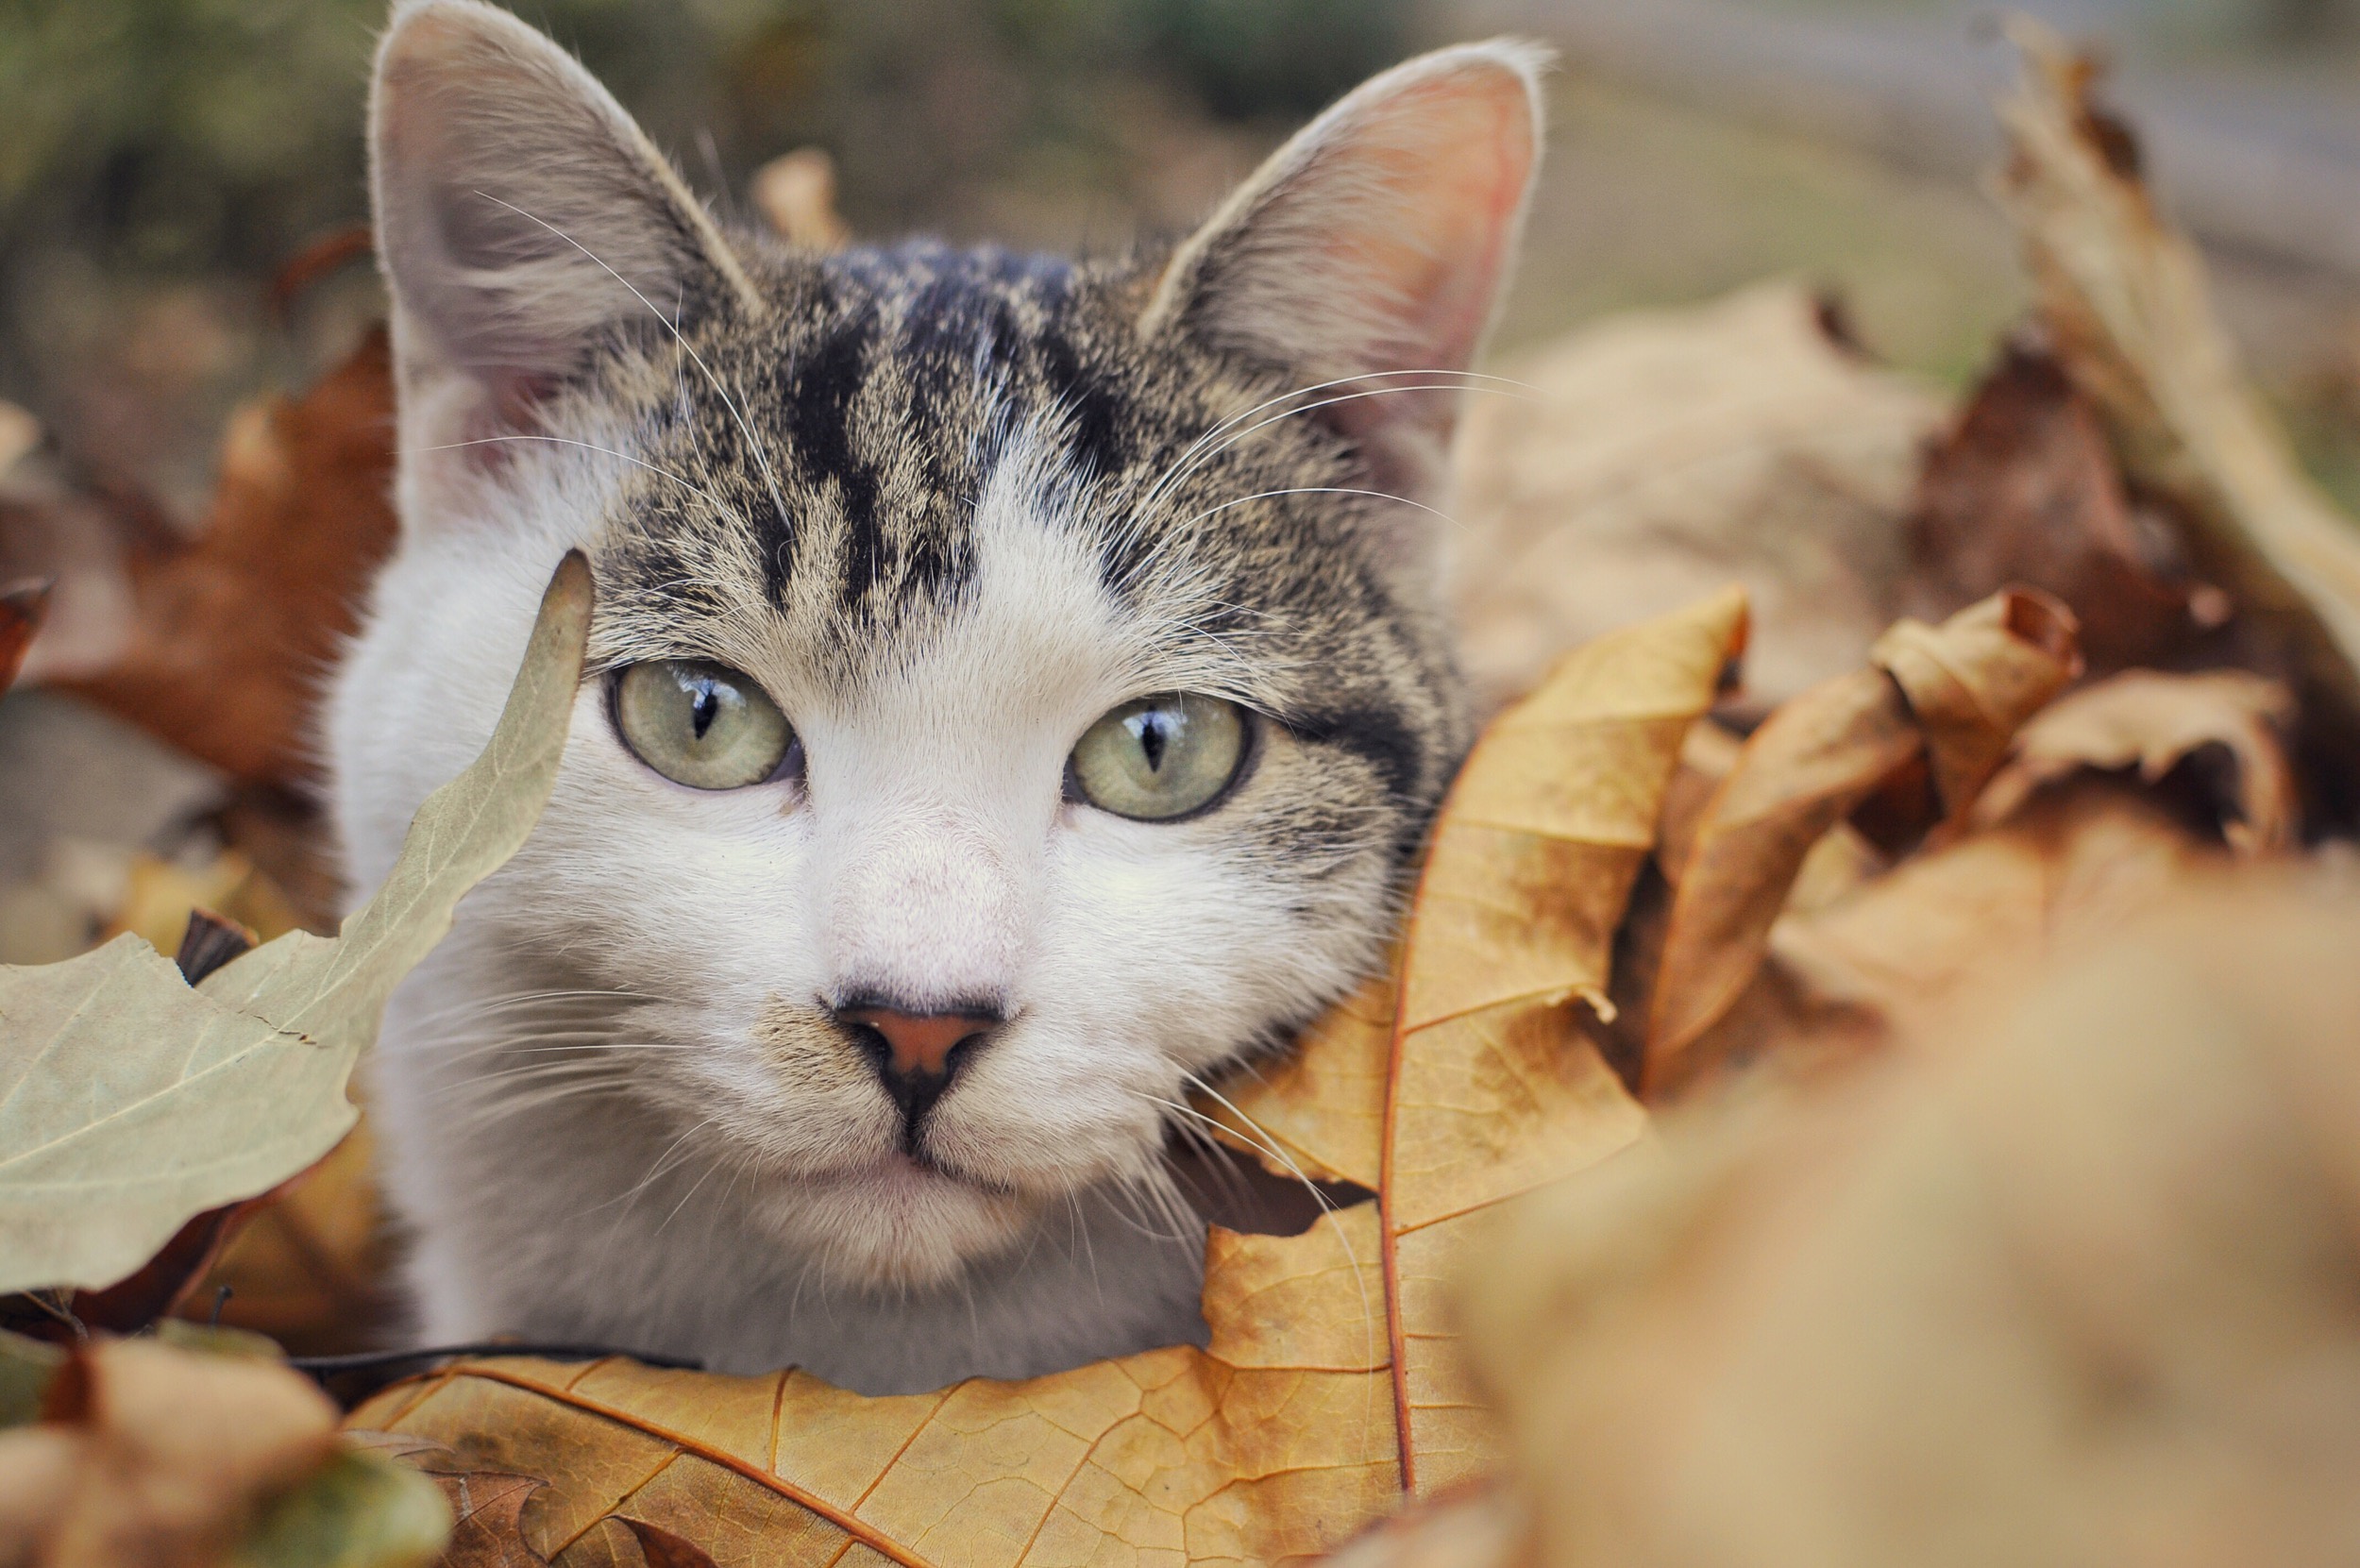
[1141,40,1546,504]
[369,0,756,480]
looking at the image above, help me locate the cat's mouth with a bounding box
[884,1148,1017,1197]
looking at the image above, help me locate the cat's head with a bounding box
[336,0,1542,1290]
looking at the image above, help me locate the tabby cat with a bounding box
[333,0,1543,1394]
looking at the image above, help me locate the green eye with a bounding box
[612,659,795,790]
[1070,694,1249,821]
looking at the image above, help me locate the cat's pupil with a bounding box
[1135,711,1170,773]
[690,680,721,740]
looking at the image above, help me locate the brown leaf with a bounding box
[1644,589,2080,1089]
[1973,668,2298,851]
[347,590,1748,1564]
[0,579,46,692]
[622,1518,722,1568]
[1450,281,1942,718]
[1458,870,2360,1568]
[346,1431,548,1567]
[48,328,397,789]
[1906,337,2202,671]
[1768,777,2226,1049]
[1995,18,2360,823]
[1382,585,1748,1492]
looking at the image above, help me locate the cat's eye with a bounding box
[612,659,795,790]
[1069,694,1249,821]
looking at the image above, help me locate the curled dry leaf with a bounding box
[1644,589,2080,1089]
[345,1432,552,1568]
[1973,668,2298,851]
[347,590,1749,1565]
[1458,872,2360,1568]
[1995,19,2360,819]
[0,554,590,1297]
[1768,775,2226,1049]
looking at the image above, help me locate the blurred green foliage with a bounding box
[0,0,1408,284]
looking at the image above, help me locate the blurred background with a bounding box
[12,0,2360,519]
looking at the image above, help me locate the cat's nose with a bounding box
[834,1004,997,1129]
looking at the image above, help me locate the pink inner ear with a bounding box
[1349,77,1535,379]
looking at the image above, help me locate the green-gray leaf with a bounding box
[230,1447,454,1568]
[0,553,591,1296]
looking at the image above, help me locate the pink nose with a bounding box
[836,1006,995,1080]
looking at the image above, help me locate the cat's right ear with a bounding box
[369,0,755,497]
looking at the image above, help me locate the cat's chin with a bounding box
[750,1155,1043,1291]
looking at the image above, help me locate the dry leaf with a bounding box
[0,1333,449,1568]
[1972,667,2298,851]
[1382,585,1747,1492]
[1904,337,2206,670]
[1768,776,2226,1049]
[1,581,46,692]
[1450,282,1939,717]
[750,150,851,251]
[1458,870,2360,1568]
[38,329,398,789]
[345,1433,551,1568]
[1644,589,2080,1088]
[1995,19,2360,821]
[0,554,590,1296]
[348,590,1748,1565]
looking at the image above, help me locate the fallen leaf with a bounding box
[1995,18,2360,823]
[1972,667,2298,851]
[1450,281,1942,717]
[750,150,851,251]
[40,329,398,790]
[1458,870,2360,1568]
[0,553,590,1296]
[345,1432,551,1568]
[0,580,46,691]
[1768,775,2226,1049]
[1904,336,2203,670]
[621,1519,722,1568]
[348,590,1748,1565]
[0,1332,448,1568]
[1644,589,2080,1089]
[1382,585,1748,1492]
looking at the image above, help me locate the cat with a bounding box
[330,0,1544,1395]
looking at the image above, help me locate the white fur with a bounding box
[331,420,1380,1389]
[340,0,1540,1393]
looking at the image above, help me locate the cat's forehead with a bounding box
[590,238,1355,700]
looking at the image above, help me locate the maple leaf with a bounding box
[343,588,1749,1567]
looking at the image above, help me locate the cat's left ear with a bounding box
[369,0,760,509]
[1141,40,1546,506]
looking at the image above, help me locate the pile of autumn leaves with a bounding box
[11,20,2360,1568]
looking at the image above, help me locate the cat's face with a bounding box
[336,0,1541,1290]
